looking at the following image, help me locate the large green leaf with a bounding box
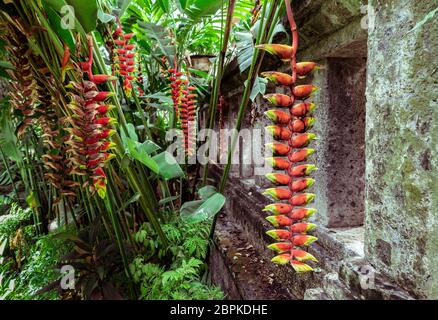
[181,193,226,223]
[249,76,268,101]
[43,1,75,52]
[126,138,160,173]
[65,0,98,33]
[0,104,22,163]
[198,185,217,200]
[152,151,185,180]
[156,0,170,13]
[183,0,222,21]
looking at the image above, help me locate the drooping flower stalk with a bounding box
[64,36,116,199]
[111,18,139,97]
[3,26,38,138]
[259,0,320,272]
[164,60,198,156]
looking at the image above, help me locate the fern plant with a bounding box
[130,217,223,300]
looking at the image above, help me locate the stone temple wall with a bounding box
[207,0,437,299]
[364,0,438,299]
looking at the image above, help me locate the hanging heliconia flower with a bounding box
[64,36,116,199]
[182,84,198,156]
[111,18,138,97]
[4,28,38,138]
[258,0,320,273]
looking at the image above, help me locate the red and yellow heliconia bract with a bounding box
[260,3,320,272]
[256,44,293,61]
[261,71,294,86]
[265,109,291,124]
[290,102,316,117]
[265,126,292,140]
[296,62,320,77]
[288,148,315,163]
[266,215,294,227]
[263,203,294,215]
[293,85,318,98]
[266,157,291,170]
[264,93,294,107]
[265,143,290,156]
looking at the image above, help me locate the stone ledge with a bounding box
[209,165,416,300]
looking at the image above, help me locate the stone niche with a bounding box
[310,57,366,228]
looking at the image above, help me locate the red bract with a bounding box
[261,0,319,272]
[64,36,116,199]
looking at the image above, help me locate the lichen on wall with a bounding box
[365,0,438,299]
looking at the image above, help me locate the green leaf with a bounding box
[198,185,217,200]
[181,193,226,223]
[249,76,268,101]
[152,152,185,180]
[0,61,14,69]
[121,122,139,144]
[126,138,160,173]
[156,0,170,13]
[183,0,222,21]
[138,140,161,155]
[158,195,180,205]
[119,0,132,17]
[97,9,116,23]
[65,0,98,33]
[117,192,141,214]
[43,1,76,53]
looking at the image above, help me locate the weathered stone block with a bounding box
[365,0,438,299]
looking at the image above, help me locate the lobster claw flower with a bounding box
[289,133,317,148]
[288,148,315,163]
[266,229,292,241]
[261,71,294,86]
[289,222,317,234]
[265,143,290,156]
[291,260,314,273]
[265,173,291,185]
[91,91,115,102]
[266,215,293,227]
[292,235,318,246]
[290,102,316,117]
[263,203,293,215]
[292,250,318,262]
[265,126,292,140]
[289,164,318,177]
[264,93,295,107]
[293,85,319,98]
[92,74,118,85]
[93,117,117,126]
[296,62,320,77]
[288,208,317,220]
[289,193,315,206]
[271,254,292,265]
[265,110,291,124]
[290,178,315,192]
[256,44,293,61]
[263,188,292,200]
[268,243,293,254]
[266,157,290,170]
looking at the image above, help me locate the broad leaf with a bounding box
[181,193,226,223]
[249,76,268,101]
[65,0,98,33]
[152,151,185,180]
[198,185,217,200]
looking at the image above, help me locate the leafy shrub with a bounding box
[130,218,223,300]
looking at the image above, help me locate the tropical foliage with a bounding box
[0,0,313,300]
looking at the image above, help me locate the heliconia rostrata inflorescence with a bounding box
[258,0,320,273]
[64,36,116,199]
[164,60,198,157]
